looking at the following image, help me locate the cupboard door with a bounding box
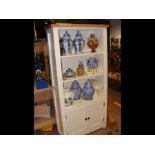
[66,106,87,135]
[87,102,105,133]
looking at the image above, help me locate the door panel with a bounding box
[66,106,87,135]
[87,102,105,133]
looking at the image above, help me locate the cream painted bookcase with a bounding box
[46,24,108,135]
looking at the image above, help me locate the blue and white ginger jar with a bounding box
[73,31,85,54]
[71,80,82,100]
[62,31,73,55]
[83,79,95,100]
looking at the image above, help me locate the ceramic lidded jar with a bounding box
[73,31,85,54]
[71,80,82,100]
[62,31,73,55]
[87,57,98,73]
[87,34,99,53]
[82,79,95,100]
[77,61,84,76]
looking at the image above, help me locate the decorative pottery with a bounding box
[87,34,99,53]
[64,68,76,77]
[87,57,98,73]
[71,80,82,100]
[90,79,103,95]
[82,79,95,100]
[73,31,85,54]
[64,87,74,106]
[62,31,73,55]
[77,61,84,76]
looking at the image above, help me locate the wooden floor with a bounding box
[35,87,121,135]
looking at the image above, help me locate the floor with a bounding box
[35,87,121,135]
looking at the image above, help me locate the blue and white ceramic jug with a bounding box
[71,80,82,100]
[73,31,85,54]
[83,79,95,100]
[62,31,73,55]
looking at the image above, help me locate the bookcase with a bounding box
[34,42,56,131]
[46,24,108,135]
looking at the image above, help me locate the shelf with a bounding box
[63,70,104,83]
[66,92,104,111]
[34,117,56,131]
[34,84,52,94]
[34,84,53,103]
[61,52,104,59]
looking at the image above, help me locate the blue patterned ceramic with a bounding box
[71,80,82,100]
[82,79,95,100]
[73,31,85,54]
[62,31,73,55]
[87,57,98,69]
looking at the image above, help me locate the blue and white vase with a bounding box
[73,31,85,54]
[71,80,82,100]
[87,57,98,73]
[82,79,95,100]
[62,31,73,55]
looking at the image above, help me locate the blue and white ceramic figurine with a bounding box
[73,31,85,54]
[62,31,73,55]
[87,57,98,73]
[83,79,95,100]
[71,80,82,100]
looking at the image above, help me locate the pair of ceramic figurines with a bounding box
[60,31,99,55]
[64,79,103,106]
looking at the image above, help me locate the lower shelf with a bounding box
[34,117,56,131]
[66,92,104,111]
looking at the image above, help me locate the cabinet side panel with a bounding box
[102,28,108,127]
[53,28,68,134]
[47,29,63,134]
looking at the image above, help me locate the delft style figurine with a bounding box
[62,31,73,55]
[83,79,95,100]
[71,80,82,100]
[87,57,98,73]
[73,31,85,54]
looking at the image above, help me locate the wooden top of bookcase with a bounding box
[47,24,109,29]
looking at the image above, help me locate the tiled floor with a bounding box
[35,87,121,135]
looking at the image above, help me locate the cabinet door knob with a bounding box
[88,117,90,120]
[85,118,87,120]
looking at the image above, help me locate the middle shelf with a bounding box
[63,70,104,83]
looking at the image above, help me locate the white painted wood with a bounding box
[46,25,108,135]
[61,52,103,59]
[87,102,104,133]
[102,28,108,128]
[66,104,87,135]
[53,28,68,134]
[47,30,62,133]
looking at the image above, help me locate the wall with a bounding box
[109,20,121,50]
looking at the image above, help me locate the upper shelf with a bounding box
[61,51,104,59]
[46,24,109,29]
